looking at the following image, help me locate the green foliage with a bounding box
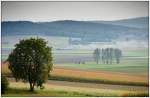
[93,48,122,64]
[93,48,100,64]
[7,38,53,91]
[114,48,122,64]
[1,75,9,94]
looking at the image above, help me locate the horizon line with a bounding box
[2,16,148,23]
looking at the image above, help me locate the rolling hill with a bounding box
[2,17,148,42]
[91,17,148,29]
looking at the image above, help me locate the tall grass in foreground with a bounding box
[2,88,94,97]
[2,87,148,97]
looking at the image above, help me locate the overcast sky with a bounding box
[2,1,149,22]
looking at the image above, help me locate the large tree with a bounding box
[7,38,53,91]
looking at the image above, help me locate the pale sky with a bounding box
[2,1,149,22]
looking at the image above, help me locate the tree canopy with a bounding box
[93,48,122,64]
[7,38,53,91]
[93,48,101,64]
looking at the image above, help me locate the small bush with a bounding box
[1,75,9,94]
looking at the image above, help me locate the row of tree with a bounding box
[93,48,122,64]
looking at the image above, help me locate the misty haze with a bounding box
[1,1,149,97]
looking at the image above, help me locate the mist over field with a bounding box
[2,17,149,45]
[1,1,149,97]
[1,9,149,97]
[2,17,148,63]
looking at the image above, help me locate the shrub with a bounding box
[1,75,9,94]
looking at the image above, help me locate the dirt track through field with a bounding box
[46,80,148,92]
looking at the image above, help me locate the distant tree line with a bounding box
[93,48,122,64]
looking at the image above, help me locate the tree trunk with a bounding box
[29,82,35,92]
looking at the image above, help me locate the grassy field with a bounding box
[3,86,94,97]
[2,80,148,97]
[2,60,149,86]
[51,67,148,86]
[1,48,148,96]
[2,47,148,61]
[123,49,148,57]
[55,58,148,74]
[53,49,148,58]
